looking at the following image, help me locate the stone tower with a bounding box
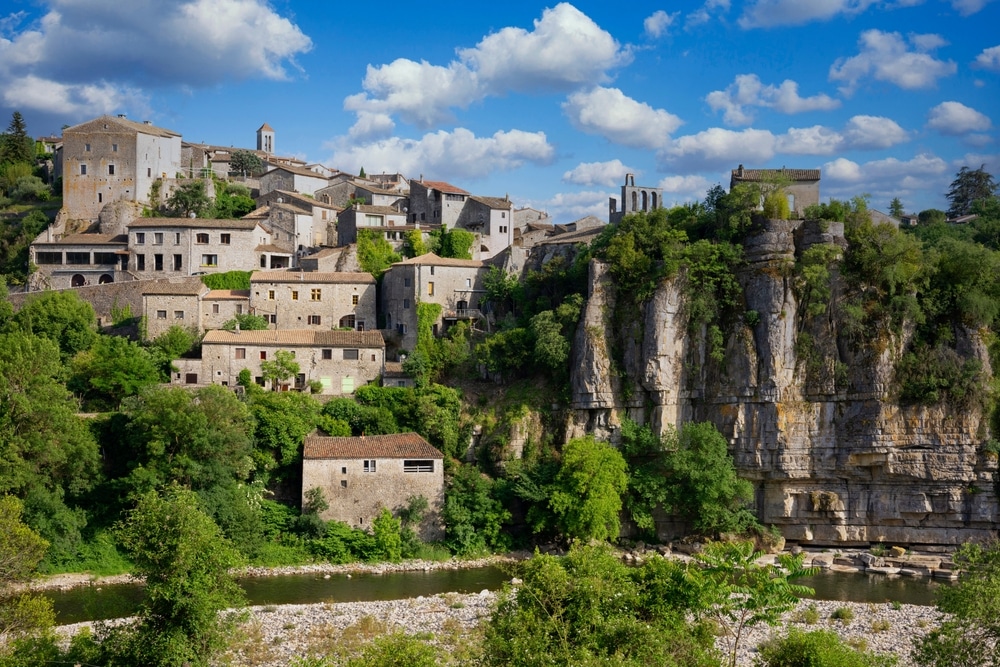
[609,173,663,224]
[257,123,274,154]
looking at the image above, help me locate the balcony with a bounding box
[443,308,483,320]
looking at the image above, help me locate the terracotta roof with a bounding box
[383,361,407,376]
[204,289,250,300]
[244,205,270,219]
[394,253,484,268]
[129,217,262,230]
[38,233,127,245]
[262,164,331,180]
[141,279,208,296]
[303,432,442,460]
[258,123,274,132]
[347,205,405,215]
[731,167,821,182]
[202,329,385,347]
[255,244,292,254]
[536,227,605,246]
[250,270,374,284]
[469,196,513,210]
[269,190,337,210]
[64,115,180,139]
[418,180,470,195]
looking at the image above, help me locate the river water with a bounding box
[46,565,946,625]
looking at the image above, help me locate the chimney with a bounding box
[117,113,127,119]
[143,120,152,125]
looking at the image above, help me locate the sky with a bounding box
[1,0,998,224]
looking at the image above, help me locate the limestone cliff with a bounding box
[568,219,999,546]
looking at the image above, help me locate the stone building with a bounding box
[257,190,339,249]
[301,432,444,540]
[61,115,182,223]
[196,328,385,394]
[258,164,329,197]
[408,179,470,227]
[127,217,273,279]
[141,279,209,339]
[257,122,275,155]
[29,233,128,290]
[336,205,409,246]
[381,253,487,351]
[730,165,821,218]
[609,173,663,224]
[455,195,513,260]
[249,270,377,331]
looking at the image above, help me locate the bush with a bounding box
[756,628,898,666]
[831,606,855,623]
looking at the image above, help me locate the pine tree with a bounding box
[0,111,34,165]
[946,165,997,218]
[889,197,904,218]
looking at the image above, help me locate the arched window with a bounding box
[99,274,113,284]
[641,191,648,211]
[631,191,638,211]
[71,274,85,287]
[339,315,356,329]
[652,192,658,210]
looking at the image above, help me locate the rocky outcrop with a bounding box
[568,219,999,546]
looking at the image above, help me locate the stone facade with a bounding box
[609,173,663,224]
[142,279,209,339]
[381,253,487,351]
[29,233,129,290]
[258,165,329,197]
[257,190,339,248]
[302,432,444,540]
[456,196,514,261]
[249,271,377,332]
[408,180,470,227]
[61,115,182,223]
[127,218,271,279]
[337,205,410,247]
[196,329,385,394]
[730,165,821,218]
[203,289,251,331]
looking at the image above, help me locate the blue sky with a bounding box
[1,0,997,223]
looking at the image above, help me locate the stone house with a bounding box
[313,173,364,208]
[61,115,182,223]
[249,270,377,331]
[367,172,409,194]
[455,195,513,260]
[609,173,663,224]
[141,279,209,339]
[258,164,330,197]
[408,179,470,227]
[336,205,410,246]
[301,432,444,540]
[257,190,339,248]
[29,233,128,290]
[196,328,385,394]
[127,217,273,279]
[513,206,549,227]
[381,253,487,351]
[352,182,408,210]
[730,165,821,218]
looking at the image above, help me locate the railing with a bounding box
[444,308,483,320]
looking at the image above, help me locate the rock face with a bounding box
[569,219,999,546]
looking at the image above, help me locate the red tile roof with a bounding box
[201,329,385,347]
[731,167,820,182]
[250,270,374,284]
[419,180,470,195]
[304,432,442,459]
[394,252,484,268]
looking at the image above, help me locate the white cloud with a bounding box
[974,45,1000,71]
[685,0,731,29]
[739,0,878,28]
[527,190,611,223]
[563,87,683,148]
[830,30,956,94]
[644,10,679,38]
[657,174,714,203]
[927,101,993,135]
[325,128,554,181]
[776,126,844,154]
[347,111,395,142]
[563,159,636,187]
[821,153,951,206]
[659,127,776,170]
[0,0,311,118]
[772,115,908,154]
[706,74,840,125]
[842,115,910,148]
[0,73,149,117]
[950,0,995,15]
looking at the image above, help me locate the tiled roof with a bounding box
[204,289,250,300]
[244,205,270,219]
[383,361,407,376]
[262,164,331,180]
[128,217,262,230]
[64,115,180,139]
[258,123,274,132]
[38,233,127,245]
[348,204,405,215]
[303,432,442,460]
[469,196,513,210]
[141,279,208,296]
[250,270,374,284]
[394,253,484,268]
[536,227,605,246]
[303,247,343,259]
[255,244,292,254]
[270,190,337,210]
[354,182,399,196]
[202,329,385,347]
[731,167,820,182]
[418,180,470,195]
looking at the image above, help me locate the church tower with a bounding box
[256,123,274,154]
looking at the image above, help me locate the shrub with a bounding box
[756,628,898,666]
[791,603,820,625]
[831,606,855,623]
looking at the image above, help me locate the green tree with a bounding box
[758,628,897,666]
[260,349,299,390]
[918,209,947,225]
[889,197,905,218]
[946,165,997,218]
[357,228,401,278]
[11,290,97,360]
[69,335,163,410]
[442,464,511,555]
[913,541,1000,667]
[105,486,245,667]
[0,496,55,643]
[549,436,628,542]
[166,180,212,218]
[402,229,427,258]
[248,390,321,485]
[371,507,402,562]
[0,112,33,166]
[221,312,269,331]
[228,150,263,177]
[359,166,366,178]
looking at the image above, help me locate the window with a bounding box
[196,233,209,244]
[308,315,321,325]
[404,460,435,473]
[97,192,102,203]
[352,294,359,306]
[174,310,184,319]
[185,373,198,384]
[156,310,167,319]
[202,255,218,266]
[309,289,322,301]
[66,252,89,265]
[173,255,182,270]
[398,323,408,335]
[174,233,181,245]
[404,277,411,287]
[365,214,384,226]
[112,143,118,152]
[341,480,348,488]
[341,467,347,474]
[268,290,275,300]
[235,348,246,360]
[340,315,355,329]
[154,232,163,245]
[343,349,359,360]
[35,252,62,264]
[108,164,115,175]
[430,266,435,275]
[403,298,410,309]
[236,304,243,315]
[80,164,87,175]
[291,290,299,301]
[500,225,508,234]
[220,234,231,245]
[154,254,163,271]
[322,349,332,360]
[363,460,376,473]
[427,281,434,296]
[147,168,151,178]
[95,252,114,264]
[260,351,267,360]
[212,303,220,314]
[135,232,145,244]
[84,143,91,152]
[137,254,145,271]
[266,314,277,324]
[466,278,472,288]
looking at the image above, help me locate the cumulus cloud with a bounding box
[685,0,731,29]
[0,73,149,118]
[325,127,554,181]
[927,101,993,135]
[644,10,679,38]
[659,127,776,171]
[950,0,995,15]
[739,0,880,28]
[345,4,630,130]
[775,126,844,155]
[526,190,611,223]
[657,174,715,203]
[563,87,683,148]
[706,74,840,125]
[0,0,311,118]
[822,153,951,205]
[842,115,910,148]
[772,116,908,154]
[830,30,957,94]
[974,45,1000,71]
[563,159,636,187]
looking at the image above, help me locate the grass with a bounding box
[791,603,820,625]
[830,606,855,623]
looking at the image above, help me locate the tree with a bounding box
[166,180,212,218]
[260,349,299,390]
[69,335,163,410]
[228,150,263,176]
[357,228,401,279]
[947,165,998,218]
[221,312,269,331]
[442,464,511,555]
[359,166,366,178]
[371,507,402,562]
[105,485,245,667]
[0,112,33,166]
[913,541,1000,667]
[889,197,905,218]
[919,209,947,225]
[548,436,628,542]
[0,495,55,643]
[11,290,97,360]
